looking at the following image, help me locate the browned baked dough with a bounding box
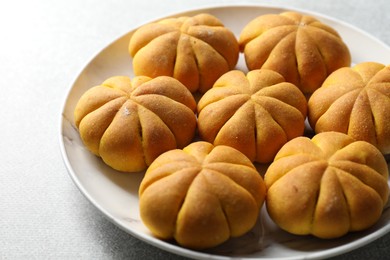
[129,13,239,94]
[74,75,197,172]
[239,11,351,94]
[265,131,389,238]
[197,69,307,163]
[139,141,266,249]
[308,62,390,154]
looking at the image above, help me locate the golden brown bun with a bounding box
[74,76,197,172]
[129,13,239,94]
[308,62,390,154]
[265,132,389,239]
[197,69,307,163]
[139,141,266,249]
[239,11,351,94]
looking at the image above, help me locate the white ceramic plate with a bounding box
[59,4,390,260]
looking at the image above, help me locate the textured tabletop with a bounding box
[1,0,389,259]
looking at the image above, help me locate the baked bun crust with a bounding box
[308,62,390,154]
[265,132,389,238]
[197,69,307,163]
[74,76,197,172]
[239,11,351,94]
[139,141,266,249]
[129,13,239,93]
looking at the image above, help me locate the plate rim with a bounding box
[59,3,390,260]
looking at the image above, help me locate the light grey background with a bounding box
[1,0,389,259]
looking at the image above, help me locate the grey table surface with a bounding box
[1,0,389,259]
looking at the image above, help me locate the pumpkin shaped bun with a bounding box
[265,132,389,239]
[139,141,266,249]
[74,75,197,172]
[239,11,351,94]
[308,62,390,154]
[197,69,307,163]
[129,13,239,94]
